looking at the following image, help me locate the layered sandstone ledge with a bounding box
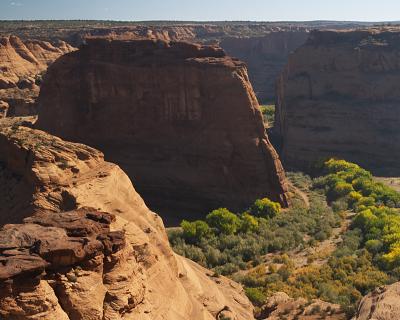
[37,39,288,222]
[0,125,254,319]
[276,29,400,175]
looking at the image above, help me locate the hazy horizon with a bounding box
[1,0,400,22]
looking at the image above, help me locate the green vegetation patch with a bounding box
[169,159,400,318]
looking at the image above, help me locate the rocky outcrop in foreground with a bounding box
[0,35,74,117]
[0,125,254,319]
[353,282,400,320]
[37,39,288,222]
[276,29,400,175]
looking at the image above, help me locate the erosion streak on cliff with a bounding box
[37,39,288,222]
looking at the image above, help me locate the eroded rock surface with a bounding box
[37,39,288,222]
[276,28,400,175]
[0,35,75,116]
[0,125,254,319]
[260,292,346,320]
[353,282,400,320]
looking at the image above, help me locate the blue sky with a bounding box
[1,0,400,21]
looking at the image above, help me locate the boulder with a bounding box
[353,282,400,320]
[0,101,8,118]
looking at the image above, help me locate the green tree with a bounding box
[206,208,240,235]
[250,198,281,219]
[239,213,259,233]
[181,220,212,243]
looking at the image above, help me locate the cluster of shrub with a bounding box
[315,159,400,271]
[252,159,400,316]
[169,159,400,317]
[168,172,339,275]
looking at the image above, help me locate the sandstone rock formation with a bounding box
[0,35,75,116]
[220,31,308,102]
[0,125,254,319]
[259,292,346,320]
[0,100,8,118]
[353,282,400,320]
[37,39,288,222]
[276,29,400,175]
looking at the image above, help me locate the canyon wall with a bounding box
[276,29,400,175]
[0,125,254,320]
[220,31,309,102]
[0,35,75,117]
[37,39,288,222]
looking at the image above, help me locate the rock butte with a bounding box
[37,39,289,222]
[0,35,75,117]
[276,29,400,175]
[0,125,254,320]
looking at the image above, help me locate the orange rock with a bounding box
[0,35,75,117]
[0,126,255,319]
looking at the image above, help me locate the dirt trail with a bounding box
[287,181,310,209]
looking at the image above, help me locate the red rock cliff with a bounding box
[37,39,288,222]
[276,29,400,175]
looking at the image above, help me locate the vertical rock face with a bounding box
[220,31,309,102]
[0,35,75,116]
[0,125,254,320]
[276,29,400,175]
[37,39,288,222]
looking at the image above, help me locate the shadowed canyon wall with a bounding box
[220,31,309,102]
[276,29,400,175]
[37,39,288,223]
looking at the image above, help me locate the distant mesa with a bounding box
[37,38,289,222]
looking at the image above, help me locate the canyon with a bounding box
[36,39,289,222]
[276,28,400,175]
[2,19,400,320]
